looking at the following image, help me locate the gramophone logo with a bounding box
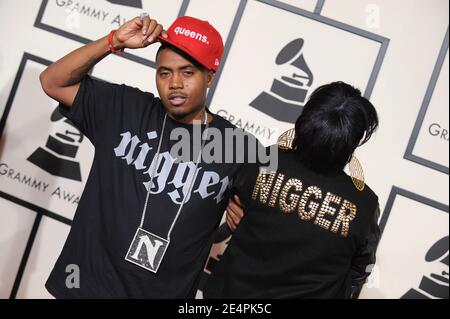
[250,38,314,124]
[27,107,84,182]
[402,235,449,299]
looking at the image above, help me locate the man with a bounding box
[40,14,247,298]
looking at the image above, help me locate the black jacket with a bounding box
[204,148,380,299]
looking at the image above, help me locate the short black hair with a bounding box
[292,81,379,174]
[156,42,207,71]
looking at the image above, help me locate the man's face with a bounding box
[156,48,214,122]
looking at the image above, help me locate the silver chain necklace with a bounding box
[125,110,208,273]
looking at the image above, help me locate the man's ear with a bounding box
[207,70,215,88]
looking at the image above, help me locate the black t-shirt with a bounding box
[204,148,380,299]
[45,75,245,298]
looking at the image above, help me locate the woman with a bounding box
[205,81,381,298]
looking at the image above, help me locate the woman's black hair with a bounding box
[292,81,379,174]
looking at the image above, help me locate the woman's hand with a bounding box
[226,195,244,232]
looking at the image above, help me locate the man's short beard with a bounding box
[165,103,205,122]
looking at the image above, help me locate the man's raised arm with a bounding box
[39,15,167,108]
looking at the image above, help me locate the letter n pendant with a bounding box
[125,227,170,273]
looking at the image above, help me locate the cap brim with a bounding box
[157,35,213,72]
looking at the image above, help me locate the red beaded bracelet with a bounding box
[108,30,125,56]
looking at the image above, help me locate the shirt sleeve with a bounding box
[231,143,276,205]
[350,204,381,298]
[231,162,258,201]
[58,75,154,145]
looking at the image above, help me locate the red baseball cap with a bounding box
[157,16,224,72]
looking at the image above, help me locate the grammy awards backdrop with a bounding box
[0,0,448,299]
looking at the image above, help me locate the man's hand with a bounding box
[113,15,168,50]
[226,195,244,232]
